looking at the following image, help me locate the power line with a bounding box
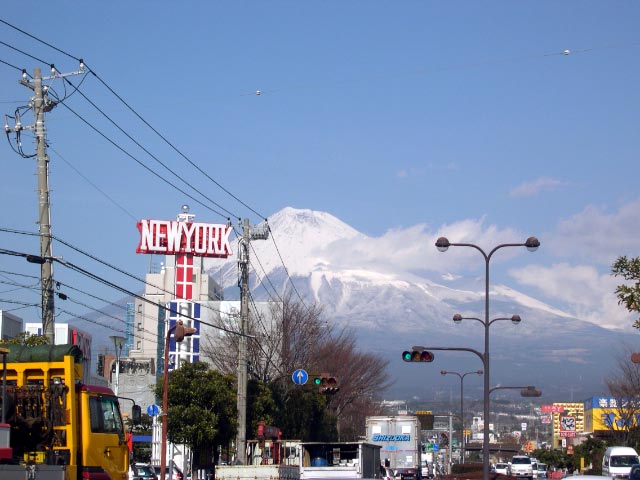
[0,18,265,220]
[61,75,239,220]
[49,146,139,222]
[56,100,231,220]
[0,245,253,338]
[1,19,309,316]
[268,225,307,308]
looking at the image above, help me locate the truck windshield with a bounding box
[89,395,125,438]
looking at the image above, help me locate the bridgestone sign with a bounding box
[372,434,410,442]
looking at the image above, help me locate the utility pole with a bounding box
[34,67,55,343]
[236,218,269,464]
[6,62,85,344]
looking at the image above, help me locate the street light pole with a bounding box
[435,236,539,480]
[109,335,126,397]
[161,320,196,480]
[441,369,483,464]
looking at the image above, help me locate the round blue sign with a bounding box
[292,369,308,385]
[147,404,160,417]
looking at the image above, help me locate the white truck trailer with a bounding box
[299,441,381,479]
[366,416,422,480]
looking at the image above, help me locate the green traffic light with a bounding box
[402,351,413,362]
[314,377,322,385]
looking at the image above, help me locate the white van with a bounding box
[602,446,640,479]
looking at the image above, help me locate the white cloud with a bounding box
[546,200,640,265]
[509,262,635,331]
[509,177,565,198]
[325,217,527,274]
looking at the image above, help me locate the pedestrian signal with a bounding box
[402,350,435,362]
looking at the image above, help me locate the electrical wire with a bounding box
[0,227,242,320]
[56,101,230,220]
[268,225,307,308]
[0,56,23,72]
[0,245,253,338]
[0,19,310,315]
[49,146,138,222]
[61,75,239,220]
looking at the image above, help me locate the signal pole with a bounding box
[236,218,269,464]
[7,62,85,344]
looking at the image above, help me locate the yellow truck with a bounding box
[0,344,135,480]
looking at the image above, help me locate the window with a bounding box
[137,322,143,331]
[137,340,141,350]
[89,396,125,440]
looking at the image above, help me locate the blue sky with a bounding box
[1,2,639,335]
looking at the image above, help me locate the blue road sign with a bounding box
[147,404,160,417]
[292,369,308,385]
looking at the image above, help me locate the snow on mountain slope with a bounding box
[206,207,574,329]
[254,207,364,276]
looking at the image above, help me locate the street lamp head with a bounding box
[452,313,463,323]
[510,314,522,325]
[440,370,447,375]
[476,370,484,375]
[435,237,450,252]
[109,335,126,349]
[525,236,540,252]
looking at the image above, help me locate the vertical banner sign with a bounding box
[560,416,576,437]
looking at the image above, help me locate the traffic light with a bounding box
[521,386,542,397]
[313,374,339,394]
[416,410,434,430]
[174,320,197,342]
[402,350,435,362]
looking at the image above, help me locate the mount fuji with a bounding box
[205,207,629,403]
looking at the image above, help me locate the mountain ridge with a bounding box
[204,207,627,402]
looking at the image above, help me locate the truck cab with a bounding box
[0,344,131,480]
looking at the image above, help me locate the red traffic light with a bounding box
[402,350,435,362]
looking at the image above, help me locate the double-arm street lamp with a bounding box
[440,369,483,464]
[435,236,540,480]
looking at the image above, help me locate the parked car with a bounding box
[152,465,184,480]
[130,464,158,480]
[536,463,548,479]
[394,467,419,480]
[495,462,512,476]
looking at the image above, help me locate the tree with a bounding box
[156,361,237,469]
[309,326,392,440]
[604,346,640,448]
[201,293,329,386]
[569,436,606,474]
[200,293,392,441]
[0,332,48,346]
[612,256,640,329]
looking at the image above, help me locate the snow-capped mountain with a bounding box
[205,207,630,402]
